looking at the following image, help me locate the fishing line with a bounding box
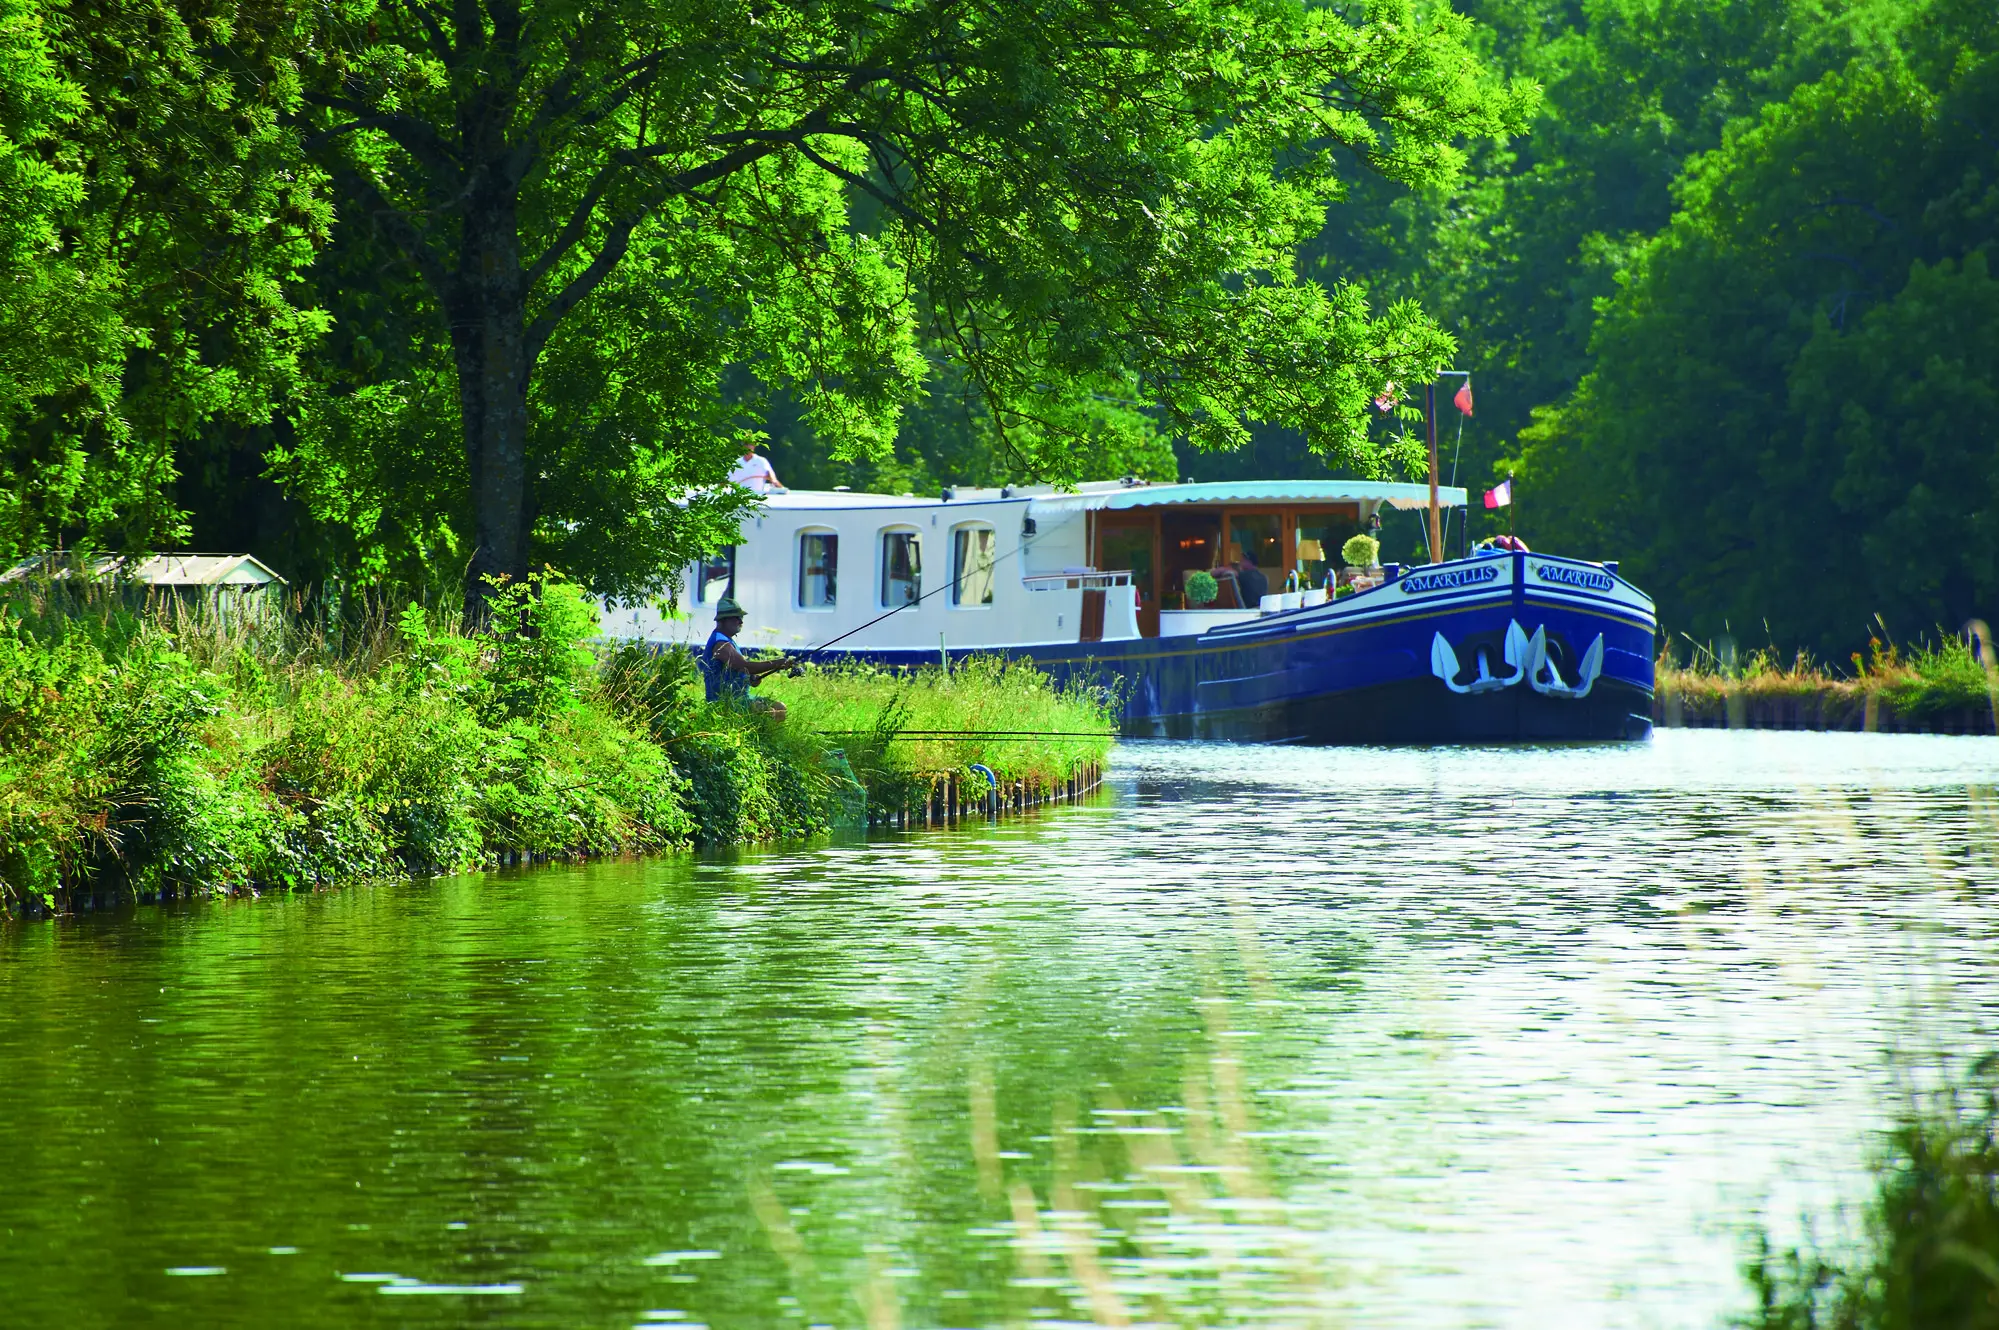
[794,529,1043,658]
[815,729,1114,739]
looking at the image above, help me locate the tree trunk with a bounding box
[451,202,533,625]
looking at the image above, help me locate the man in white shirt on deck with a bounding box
[728,442,783,494]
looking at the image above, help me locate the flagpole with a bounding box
[1425,382,1442,564]
[1428,370,1472,564]
[1508,470,1516,542]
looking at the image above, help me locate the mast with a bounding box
[1425,380,1442,564]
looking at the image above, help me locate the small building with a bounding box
[2,552,290,617]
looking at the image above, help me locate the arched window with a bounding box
[797,529,837,608]
[952,524,995,606]
[879,528,921,607]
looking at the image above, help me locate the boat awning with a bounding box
[1025,480,1469,515]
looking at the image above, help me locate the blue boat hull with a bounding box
[824,551,1657,745]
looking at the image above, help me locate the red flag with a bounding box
[1373,382,1398,413]
[1483,479,1511,509]
[1453,379,1474,417]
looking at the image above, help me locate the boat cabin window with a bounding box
[880,529,921,607]
[952,525,996,606]
[797,530,838,608]
[691,546,734,603]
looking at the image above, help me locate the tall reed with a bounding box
[1658,626,1998,731]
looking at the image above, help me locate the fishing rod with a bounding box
[814,729,1114,738]
[785,530,1040,660]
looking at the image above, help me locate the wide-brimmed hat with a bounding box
[713,596,745,618]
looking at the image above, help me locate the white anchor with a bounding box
[1431,621,1604,699]
[1430,620,1531,695]
[1527,627,1604,699]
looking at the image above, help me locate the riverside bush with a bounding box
[0,579,723,912]
[0,581,1115,915]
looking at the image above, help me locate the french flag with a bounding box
[1483,479,1512,510]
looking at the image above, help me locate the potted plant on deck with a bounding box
[1185,569,1219,609]
[1341,534,1383,591]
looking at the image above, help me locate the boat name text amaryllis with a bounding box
[1533,563,1617,592]
[1399,564,1502,595]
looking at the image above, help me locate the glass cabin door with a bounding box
[1095,513,1158,637]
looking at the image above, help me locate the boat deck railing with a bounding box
[1021,570,1133,591]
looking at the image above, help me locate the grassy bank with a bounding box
[1658,633,1999,733]
[1740,1075,1999,1330]
[0,580,1114,918]
[761,655,1115,810]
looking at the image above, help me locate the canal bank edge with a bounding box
[1653,636,1999,735]
[0,582,1115,920]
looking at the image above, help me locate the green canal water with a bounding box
[3,730,1996,1329]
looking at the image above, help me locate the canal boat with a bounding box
[604,478,1656,743]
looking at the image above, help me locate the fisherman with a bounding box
[728,441,784,494]
[702,596,800,720]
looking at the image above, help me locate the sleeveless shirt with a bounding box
[702,626,750,703]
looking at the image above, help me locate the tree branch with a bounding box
[522,156,624,292]
[789,137,938,234]
[383,0,455,63]
[328,163,456,306]
[523,139,787,360]
[303,94,463,175]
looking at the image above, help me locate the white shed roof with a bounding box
[1,552,288,586]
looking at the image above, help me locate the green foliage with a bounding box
[1739,1075,1999,1330]
[1184,570,1220,608]
[0,0,331,561]
[1341,534,1381,569]
[1517,0,1998,655]
[1262,0,1892,513]
[764,357,1182,496]
[481,575,600,721]
[14,586,1112,913]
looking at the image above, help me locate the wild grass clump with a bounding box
[760,654,1116,820]
[1739,1073,1999,1330]
[1658,624,1998,730]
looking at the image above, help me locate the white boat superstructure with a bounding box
[600,479,1469,655]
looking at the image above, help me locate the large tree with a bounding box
[287,0,1529,613]
[1185,0,1891,523]
[1516,0,1999,655]
[0,0,329,562]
